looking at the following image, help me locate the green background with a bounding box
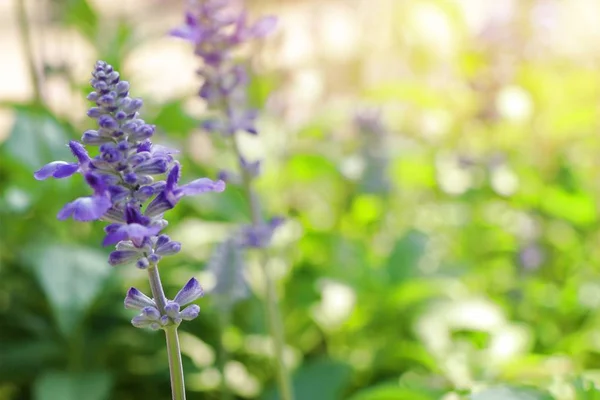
[2,0,600,399]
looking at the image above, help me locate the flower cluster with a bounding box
[171,0,281,248]
[35,60,225,328]
[170,0,275,138]
[125,278,204,330]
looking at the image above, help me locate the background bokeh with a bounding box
[3,0,600,399]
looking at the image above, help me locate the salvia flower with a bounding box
[35,61,225,332]
[173,0,283,295]
[173,3,293,398]
[171,0,276,137]
[239,217,284,248]
[35,60,225,266]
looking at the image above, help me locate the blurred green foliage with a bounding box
[3,0,600,399]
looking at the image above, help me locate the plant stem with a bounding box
[147,265,187,400]
[217,311,233,400]
[15,0,44,104]
[165,325,186,400]
[230,137,294,400]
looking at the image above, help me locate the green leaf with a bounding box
[385,230,428,284]
[62,0,98,41]
[263,359,351,400]
[24,244,111,337]
[541,186,596,226]
[34,371,113,400]
[471,386,554,400]
[0,340,63,380]
[153,100,199,138]
[573,378,600,400]
[285,154,341,182]
[2,104,72,169]
[347,384,440,400]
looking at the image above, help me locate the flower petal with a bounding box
[173,278,204,306]
[155,241,182,256]
[124,287,156,310]
[180,304,200,321]
[102,223,160,246]
[68,141,91,164]
[34,161,76,180]
[250,16,277,37]
[142,306,161,320]
[57,194,111,221]
[178,178,225,196]
[109,250,140,266]
[164,301,180,318]
[166,163,181,192]
[145,192,177,217]
[131,315,153,328]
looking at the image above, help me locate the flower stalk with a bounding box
[35,60,221,399]
[170,2,294,398]
[164,325,186,400]
[148,264,186,400]
[16,0,44,103]
[231,136,293,400]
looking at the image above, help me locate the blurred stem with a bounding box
[147,265,186,400]
[15,0,44,104]
[217,311,233,400]
[230,136,294,400]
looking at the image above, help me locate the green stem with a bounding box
[165,326,186,400]
[15,0,44,104]
[230,137,294,400]
[218,311,233,400]
[147,265,187,400]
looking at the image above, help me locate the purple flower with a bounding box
[173,277,204,306]
[239,217,284,248]
[103,204,161,246]
[35,60,226,266]
[34,141,91,180]
[57,193,112,221]
[124,287,156,310]
[57,173,111,221]
[34,162,80,180]
[103,223,161,247]
[171,0,276,139]
[125,279,204,329]
[231,13,277,44]
[109,250,141,266]
[145,162,225,217]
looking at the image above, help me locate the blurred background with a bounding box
[2,0,600,399]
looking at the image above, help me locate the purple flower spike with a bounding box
[36,60,227,334]
[173,278,204,307]
[124,287,156,310]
